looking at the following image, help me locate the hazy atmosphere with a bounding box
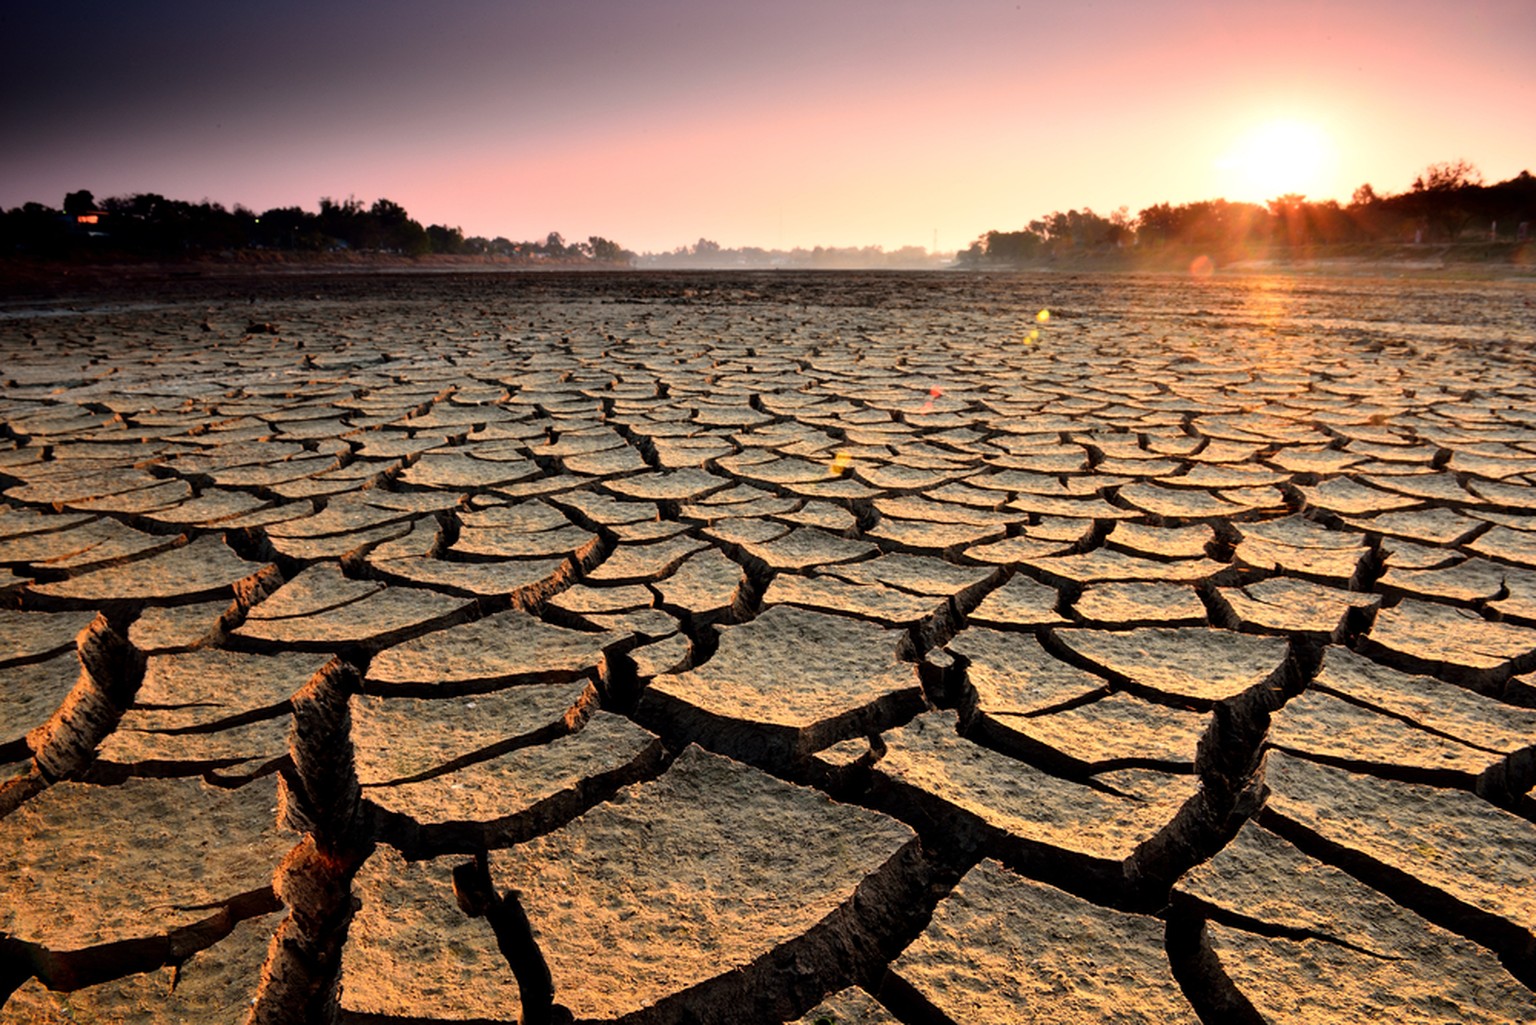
[4,0,1533,253]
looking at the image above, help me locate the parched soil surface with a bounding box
[2,269,1535,1023]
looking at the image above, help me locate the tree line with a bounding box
[0,190,636,265]
[640,237,947,269]
[960,161,1535,267]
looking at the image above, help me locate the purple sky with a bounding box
[4,0,1533,252]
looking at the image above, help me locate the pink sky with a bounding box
[4,0,1532,253]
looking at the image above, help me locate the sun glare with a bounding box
[1217,119,1334,202]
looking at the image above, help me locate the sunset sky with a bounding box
[4,0,1532,253]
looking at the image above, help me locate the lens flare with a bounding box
[1037,309,1051,324]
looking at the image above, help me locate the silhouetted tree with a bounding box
[1412,159,1483,193]
[1135,203,1178,245]
[62,190,96,217]
[1480,170,1536,240]
[982,228,1045,262]
[425,223,465,254]
[254,206,326,250]
[587,236,626,262]
[1107,207,1134,246]
[1407,160,1484,240]
[538,231,567,258]
[0,201,68,254]
[317,197,365,248]
[370,198,428,254]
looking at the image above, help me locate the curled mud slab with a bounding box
[3,270,1536,1021]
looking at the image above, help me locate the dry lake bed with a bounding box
[1,269,1534,1023]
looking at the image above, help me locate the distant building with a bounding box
[65,209,109,238]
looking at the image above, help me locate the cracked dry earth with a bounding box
[1,269,1534,1025]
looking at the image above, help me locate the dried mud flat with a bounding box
[1,269,1535,1024]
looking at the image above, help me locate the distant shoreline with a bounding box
[962,239,1536,281]
[2,243,1533,300]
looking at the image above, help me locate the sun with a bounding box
[1217,119,1335,202]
